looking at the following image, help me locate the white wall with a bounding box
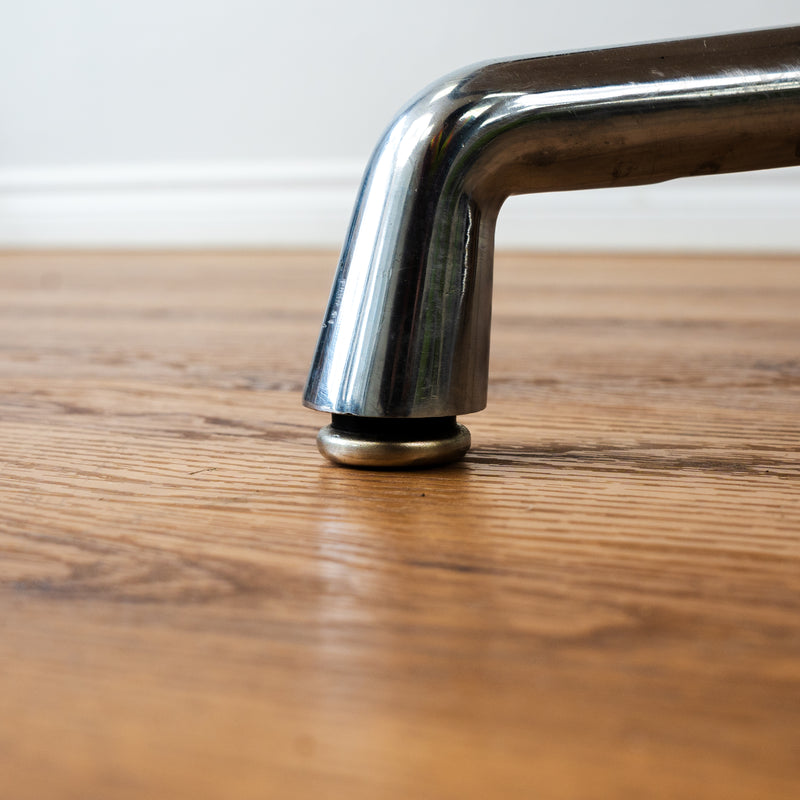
[1,1,799,249]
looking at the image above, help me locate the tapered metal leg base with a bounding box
[316,415,471,469]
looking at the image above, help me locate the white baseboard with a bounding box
[1,160,799,251]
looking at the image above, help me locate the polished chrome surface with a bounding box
[317,423,471,469]
[304,27,800,427]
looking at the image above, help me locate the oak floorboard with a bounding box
[1,250,798,799]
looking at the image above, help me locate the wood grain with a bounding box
[1,249,798,800]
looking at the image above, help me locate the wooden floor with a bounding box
[1,250,799,799]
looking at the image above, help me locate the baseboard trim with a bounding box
[1,161,799,251]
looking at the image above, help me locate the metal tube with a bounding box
[303,27,800,467]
